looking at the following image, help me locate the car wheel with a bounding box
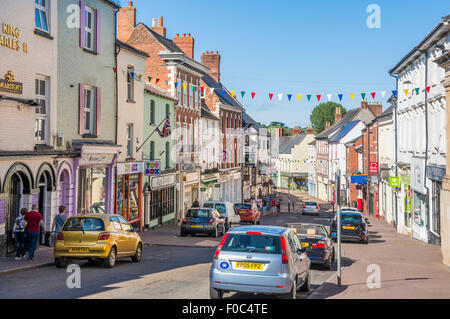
[210,285,223,299]
[103,246,117,268]
[283,278,297,299]
[180,229,186,237]
[55,257,68,268]
[300,271,310,292]
[257,219,261,225]
[131,243,143,262]
[363,238,369,244]
[323,255,332,270]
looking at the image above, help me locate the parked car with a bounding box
[330,212,369,244]
[203,201,239,230]
[285,223,335,270]
[181,208,225,237]
[54,214,143,268]
[234,203,261,225]
[209,225,311,299]
[302,201,320,216]
[341,206,358,212]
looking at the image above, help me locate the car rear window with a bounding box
[305,202,317,206]
[235,204,251,210]
[221,234,281,254]
[186,209,210,218]
[203,203,213,209]
[290,224,327,237]
[215,204,226,215]
[63,218,105,231]
[341,214,362,224]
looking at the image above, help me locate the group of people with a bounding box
[249,194,282,217]
[12,205,67,261]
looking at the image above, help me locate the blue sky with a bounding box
[119,0,449,127]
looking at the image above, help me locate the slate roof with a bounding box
[144,84,177,101]
[376,105,393,122]
[116,40,149,58]
[329,121,360,142]
[202,74,242,108]
[242,112,261,130]
[315,108,360,140]
[139,23,184,54]
[201,103,219,121]
[279,134,307,154]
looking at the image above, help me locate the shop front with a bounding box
[183,171,200,212]
[144,172,176,229]
[411,157,428,243]
[427,165,444,245]
[400,174,412,235]
[115,162,143,232]
[200,173,220,203]
[74,143,119,217]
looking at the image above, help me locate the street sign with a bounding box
[351,175,367,184]
[389,176,400,187]
[181,163,196,172]
[369,162,378,174]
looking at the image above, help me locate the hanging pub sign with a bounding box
[144,161,161,177]
[350,175,367,184]
[369,162,378,174]
[0,71,23,94]
[389,177,400,187]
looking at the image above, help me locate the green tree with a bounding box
[310,102,347,133]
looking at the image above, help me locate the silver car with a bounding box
[302,201,320,215]
[209,226,311,299]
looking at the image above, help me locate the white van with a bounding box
[203,201,239,230]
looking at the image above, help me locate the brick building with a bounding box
[345,136,364,210]
[118,1,209,221]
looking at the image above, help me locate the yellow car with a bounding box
[54,214,143,268]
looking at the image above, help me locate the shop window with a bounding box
[116,174,141,230]
[78,168,107,215]
[34,0,49,32]
[35,77,49,142]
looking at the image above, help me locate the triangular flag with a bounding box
[317,95,321,102]
[380,91,386,98]
[425,86,430,93]
[371,92,376,99]
[221,89,225,96]
[200,86,204,93]
[287,94,292,101]
[113,67,117,73]
[251,92,256,99]
[156,78,160,84]
[307,95,311,101]
[191,85,195,92]
[338,94,343,101]
[165,80,169,85]
[210,88,215,94]
[130,72,135,78]
[174,81,178,88]
[327,94,332,102]
[403,89,409,96]
[269,93,273,100]
[361,93,366,100]
[296,94,301,101]
[350,93,354,101]
[415,88,420,95]
[278,93,283,101]
[230,90,235,97]
[182,83,186,90]
[241,91,245,98]
[392,90,397,97]
[138,74,143,80]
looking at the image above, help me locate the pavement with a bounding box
[308,217,450,299]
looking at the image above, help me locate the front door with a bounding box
[6,174,22,254]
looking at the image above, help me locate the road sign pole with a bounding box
[336,169,342,287]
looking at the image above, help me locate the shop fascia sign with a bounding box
[150,173,176,190]
[144,161,161,177]
[80,154,115,166]
[117,162,143,175]
[0,70,22,94]
[0,23,29,53]
[181,163,196,172]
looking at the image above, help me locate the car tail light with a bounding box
[208,218,215,223]
[276,286,285,288]
[182,218,187,224]
[361,235,366,238]
[214,233,229,260]
[312,241,326,249]
[246,232,261,235]
[280,237,288,264]
[303,205,306,208]
[316,206,319,209]
[56,233,64,241]
[98,232,110,241]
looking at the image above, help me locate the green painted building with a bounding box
[142,84,177,229]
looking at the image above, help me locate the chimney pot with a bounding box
[158,16,163,27]
[182,33,186,37]
[188,33,191,37]
[152,18,156,27]
[128,1,133,7]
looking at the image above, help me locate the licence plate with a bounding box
[191,225,203,228]
[69,248,89,253]
[343,226,355,230]
[235,262,263,270]
[301,242,309,247]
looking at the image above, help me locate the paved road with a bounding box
[0,204,337,299]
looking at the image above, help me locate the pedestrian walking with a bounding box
[24,204,46,262]
[51,206,67,246]
[276,196,281,216]
[262,197,268,216]
[191,199,200,208]
[256,196,262,211]
[271,197,277,216]
[12,208,28,260]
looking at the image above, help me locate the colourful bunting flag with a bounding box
[350,93,354,101]
[316,95,321,102]
[403,89,409,96]
[296,94,301,101]
[231,90,235,97]
[307,95,312,101]
[380,91,386,98]
[338,94,343,101]
[191,85,195,92]
[392,90,397,97]
[165,80,169,85]
[174,81,178,88]
[241,91,245,98]
[415,88,420,95]
[371,92,376,99]
[251,92,256,99]
[182,83,186,91]
[221,89,225,96]
[287,94,292,101]
[138,74,143,80]
[361,93,366,100]
[425,86,430,93]
[278,93,283,101]
[269,93,274,100]
[113,67,117,73]
[327,94,332,102]
[210,88,215,94]
[156,79,160,84]
[201,86,204,93]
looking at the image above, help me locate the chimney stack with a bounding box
[150,16,166,37]
[325,122,331,131]
[292,126,301,136]
[117,1,136,42]
[305,126,315,135]
[368,102,383,116]
[335,106,342,123]
[201,51,221,83]
[173,33,194,59]
[361,100,368,110]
